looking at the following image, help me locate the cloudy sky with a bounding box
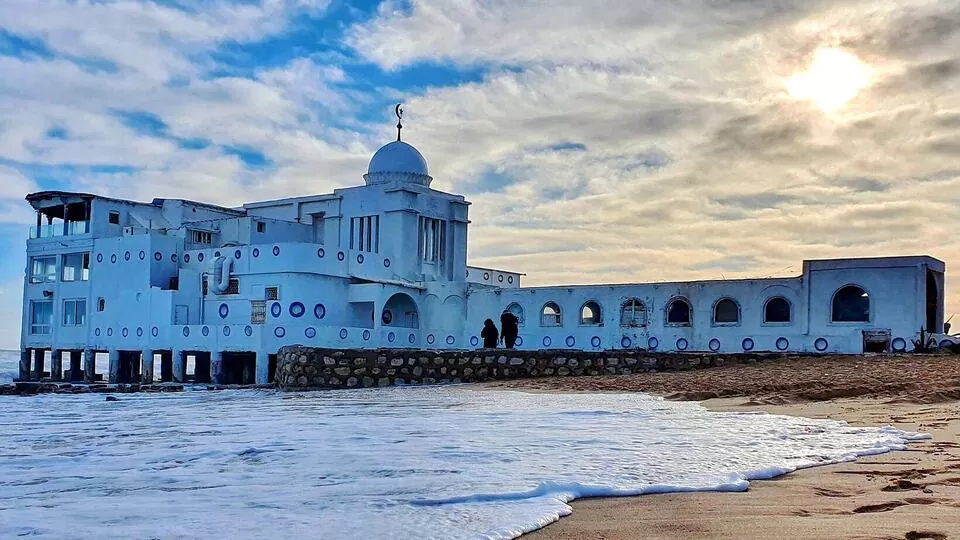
[1,0,959,349]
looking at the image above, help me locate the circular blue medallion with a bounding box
[357,254,364,264]
[270,302,282,318]
[409,333,416,344]
[139,251,145,261]
[814,337,828,352]
[676,338,689,351]
[275,327,286,338]
[446,335,455,346]
[516,336,524,347]
[202,326,209,337]
[508,276,514,284]
[253,248,260,258]
[742,338,755,351]
[543,336,552,347]
[709,338,721,351]
[107,328,113,337]
[171,253,178,263]
[384,258,391,268]
[317,248,325,258]
[95,328,101,337]
[363,330,371,341]
[96,253,103,263]
[305,327,316,339]
[219,303,229,319]
[223,326,231,337]
[483,272,490,280]
[314,303,326,319]
[470,336,479,347]
[272,246,280,257]
[215,251,221,258]
[591,336,601,348]
[289,302,306,318]
[776,337,789,351]
[339,328,348,340]
[111,254,117,264]
[388,331,396,343]
[337,251,345,261]
[184,254,190,263]
[136,327,143,337]
[124,251,131,261]
[245,325,253,337]
[234,249,241,259]
[891,337,907,352]
[154,252,162,262]
[565,336,575,347]
[182,327,189,337]
[152,327,159,337]
[647,336,659,349]
[198,252,204,262]
[427,334,435,345]
[498,275,504,283]
[122,328,128,338]
[621,336,632,348]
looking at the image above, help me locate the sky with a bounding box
[1,0,959,350]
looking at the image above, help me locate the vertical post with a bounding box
[69,350,82,382]
[256,351,270,385]
[51,349,62,381]
[211,351,223,385]
[19,349,31,381]
[172,350,186,383]
[141,349,154,384]
[62,203,69,236]
[33,349,46,380]
[83,349,95,383]
[108,350,120,384]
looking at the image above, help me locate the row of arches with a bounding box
[509,285,871,328]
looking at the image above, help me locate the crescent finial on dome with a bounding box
[395,103,403,142]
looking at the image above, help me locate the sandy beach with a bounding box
[486,355,960,539]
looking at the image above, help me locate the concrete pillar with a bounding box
[19,349,31,381]
[141,349,154,384]
[108,350,120,384]
[172,350,186,383]
[211,351,223,385]
[69,350,83,382]
[51,349,63,381]
[83,349,95,383]
[256,352,270,385]
[33,349,46,380]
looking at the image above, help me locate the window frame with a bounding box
[712,297,741,326]
[665,297,692,327]
[29,256,57,284]
[108,211,121,225]
[762,296,793,325]
[831,284,871,324]
[620,298,648,327]
[30,300,53,335]
[540,301,562,327]
[579,300,603,326]
[62,298,87,327]
[61,253,90,282]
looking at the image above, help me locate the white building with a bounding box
[18,123,946,385]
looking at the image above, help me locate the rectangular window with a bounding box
[265,287,279,301]
[61,253,90,282]
[218,278,240,295]
[256,221,266,233]
[349,216,380,253]
[418,217,447,262]
[30,256,57,283]
[191,230,212,244]
[62,299,87,326]
[108,211,120,225]
[251,301,266,324]
[30,300,53,335]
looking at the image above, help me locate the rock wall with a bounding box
[274,346,782,390]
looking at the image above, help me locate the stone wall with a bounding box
[274,346,784,390]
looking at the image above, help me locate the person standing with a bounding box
[500,310,519,349]
[481,319,499,349]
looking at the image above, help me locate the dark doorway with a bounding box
[268,354,278,384]
[221,352,257,385]
[159,351,174,382]
[193,352,212,384]
[927,270,940,333]
[117,351,142,383]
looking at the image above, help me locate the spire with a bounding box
[395,103,403,142]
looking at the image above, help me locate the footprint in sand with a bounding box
[904,531,947,540]
[853,501,909,513]
[814,487,855,498]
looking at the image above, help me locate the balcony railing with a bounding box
[28,221,90,239]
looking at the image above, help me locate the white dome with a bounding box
[364,141,432,186]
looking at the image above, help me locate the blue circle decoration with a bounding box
[363,330,371,341]
[470,336,479,347]
[483,272,490,280]
[337,251,345,261]
[648,336,659,349]
[272,246,280,257]
[139,251,145,260]
[742,338,755,351]
[384,258,391,268]
[95,328,101,336]
[289,302,305,318]
[543,336,552,347]
[892,337,907,352]
[111,254,117,264]
[388,331,396,343]
[776,337,789,351]
[171,253,178,263]
[202,326,209,337]
[154,252,162,262]
[184,254,190,263]
[96,253,103,263]
[677,338,689,351]
[223,326,231,337]
[107,328,113,337]
[314,303,326,319]
[508,276,514,284]
[275,327,286,338]
[215,251,221,258]
[219,303,229,319]
[565,336,576,347]
[122,328,128,338]
[182,327,189,337]
[516,336,524,347]
[409,333,416,344]
[124,251,131,261]
[498,275,504,283]
[709,338,721,351]
[245,325,253,337]
[814,337,828,352]
[340,328,348,340]
[427,334,436,345]
[305,327,316,339]
[317,248,325,258]
[271,302,282,318]
[198,252,204,262]
[446,336,455,346]
[253,248,260,258]
[151,327,159,337]
[357,254,364,264]
[591,336,601,347]
[234,249,241,259]
[136,327,143,337]
[621,336,632,348]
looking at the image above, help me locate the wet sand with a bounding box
[486,355,960,539]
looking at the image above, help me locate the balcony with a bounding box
[29,220,90,239]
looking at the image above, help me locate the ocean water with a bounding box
[1,349,17,384]
[0,348,927,539]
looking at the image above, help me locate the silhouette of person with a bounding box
[481,319,499,349]
[500,310,519,349]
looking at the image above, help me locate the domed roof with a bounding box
[364,140,432,187]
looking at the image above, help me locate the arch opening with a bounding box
[541,302,562,327]
[832,285,869,323]
[620,299,647,327]
[764,297,791,323]
[580,301,602,325]
[713,298,740,324]
[666,298,691,326]
[382,293,419,329]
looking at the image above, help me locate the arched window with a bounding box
[666,298,691,325]
[580,301,602,325]
[764,297,791,323]
[832,285,869,322]
[620,298,647,327]
[713,298,740,324]
[505,302,525,326]
[541,302,562,327]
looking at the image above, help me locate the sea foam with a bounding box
[0,349,927,539]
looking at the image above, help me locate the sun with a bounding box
[786,48,871,112]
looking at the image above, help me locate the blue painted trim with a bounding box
[289,302,305,318]
[446,335,455,345]
[742,338,754,351]
[219,303,229,319]
[271,302,282,318]
[253,248,260,258]
[543,336,552,347]
[647,337,659,349]
[621,336,631,348]
[272,246,280,256]
[776,337,789,350]
[470,336,479,347]
[339,328,348,339]
[305,327,317,339]
[244,325,253,337]
[676,338,688,350]
[223,326,231,337]
[565,336,575,347]
[388,332,396,343]
[202,326,209,337]
[591,336,601,347]
[709,338,721,351]
[314,303,326,319]
[363,330,371,341]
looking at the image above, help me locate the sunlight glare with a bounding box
[786,48,871,112]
